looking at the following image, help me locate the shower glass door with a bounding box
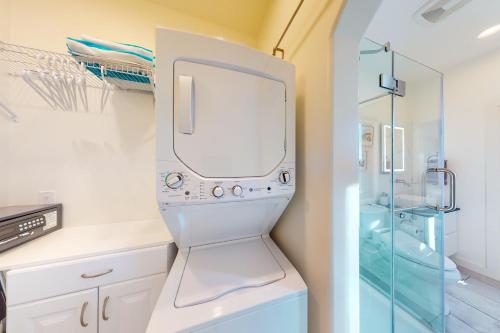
[392,50,445,333]
[359,38,445,333]
[358,38,394,333]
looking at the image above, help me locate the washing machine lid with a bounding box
[173,60,287,178]
[175,236,286,308]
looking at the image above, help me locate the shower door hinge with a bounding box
[379,74,406,97]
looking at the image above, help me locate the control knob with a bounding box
[165,172,184,189]
[212,186,225,198]
[279,171,291,184]
[232,185,243,196]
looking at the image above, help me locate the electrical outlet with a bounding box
[39,191,56,205]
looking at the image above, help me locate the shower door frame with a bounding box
[358,38,446,332]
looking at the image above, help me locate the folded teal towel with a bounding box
[66,35,154,89]
[66,36,154,66]
[81,34,153,58]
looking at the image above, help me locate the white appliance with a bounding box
[146,28,307,333]
[444,209,458,256]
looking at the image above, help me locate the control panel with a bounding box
[157,161,295,205]
[0,204,62,253]
[17,215,46,232]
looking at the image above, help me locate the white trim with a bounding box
[331,1,382,333]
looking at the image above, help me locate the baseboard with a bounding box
[451,256,489,277]
[457,265,500,288]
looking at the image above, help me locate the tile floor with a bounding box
[446,275,500,332]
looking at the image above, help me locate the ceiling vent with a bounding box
[413,0,471,25]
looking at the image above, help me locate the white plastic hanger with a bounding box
[58,71,74,111]
[33,55,79,111]
[38,72,66,110]
[100,65,112,112]
[76,76,89,112]
[23,53,114,112]
[0,101,18,122]
[66,74,78,111]
[22,70,57,110]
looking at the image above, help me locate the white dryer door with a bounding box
[173,60,287,178]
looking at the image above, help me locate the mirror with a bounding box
[382,125,404,173]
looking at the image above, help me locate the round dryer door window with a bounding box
[173,60,287,178]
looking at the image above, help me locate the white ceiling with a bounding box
[366,0,500,71]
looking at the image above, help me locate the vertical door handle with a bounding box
[80,301,89,327]
[102,296,110,321]
[425,168,456,212]
[177,75,194,134]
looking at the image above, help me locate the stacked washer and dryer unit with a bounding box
[147,28,307,333]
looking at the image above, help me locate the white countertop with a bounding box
[0,219,174,271]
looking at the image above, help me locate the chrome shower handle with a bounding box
[426,168,456,213]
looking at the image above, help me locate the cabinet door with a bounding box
[7,288,97,333]
[99,273,165,333]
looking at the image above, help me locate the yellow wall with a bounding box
[258,1,345,332]
[3,1,348,330]
[0,0,8,41]
[1,0,258,226]
[151,0,272,39]
[6,0,257,52]
[0,0,10,206]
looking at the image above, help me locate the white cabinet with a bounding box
[6,245,170,306]
[7,274,166,333]
[8,288,98,333]
[4,243,175,333]
[444,210,458,256]
[99,274,165,333]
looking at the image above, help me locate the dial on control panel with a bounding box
[279,171,291,184]
[232,185,243,196]
[165,172,184,189]
[212,186,224,198]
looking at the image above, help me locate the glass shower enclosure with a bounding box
[358,38,451,333]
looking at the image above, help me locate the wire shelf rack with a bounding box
[0,40,154,92]
[72,54,154,92]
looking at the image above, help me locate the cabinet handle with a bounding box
[81,268,113,279]
[102,296,110,321]
[80,301,89,327]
